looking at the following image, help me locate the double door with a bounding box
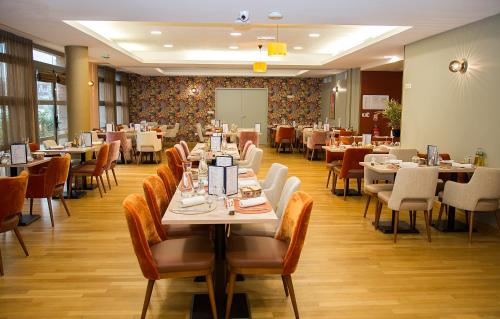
[215,88,268,144]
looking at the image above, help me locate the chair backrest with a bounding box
[165,148,183,182]
[389,148,418,162]
[174,144,187,161]
[0,171,28,224]
[340,136,353,145]
[339,130,354,137]
[106,131,129,151]
[275,191,313,275]
[307,131,327,148]
[363,153,397,186]
[466,167,500,204]
[123,194,162,280]
[45,154,71,191]
[302,128,313,144]
[247,148,263,174]
[92,143,110,176]
[276,176,301,220]
[262,163,289,209]
[137,131,157,147]
[388,167,439,211]
[105,140,121,170]
[91,131,99,142]
[180,141,190,157]
[242,143,256,161]
[275,126,295,143]
[239,131,259,150]
[241,141,253,160]
[339,148,372,178]
[173,123,180,133]
[157,164,177,200]
[326,149,344,163]
[196,123,204,142]
[143,175,169,240]
[28,143,39,152]
[42,139,57,149]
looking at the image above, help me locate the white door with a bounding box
[215,88,268,144]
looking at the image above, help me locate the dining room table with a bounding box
[162,168,277,319]
[188,142,241,162]
[360,161,476,233]
[0,157,52,225]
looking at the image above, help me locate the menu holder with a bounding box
[215,120,220,127]
[134,124,141,132]
[210,119,216,126]
[106,123,114,132]
[215,155,233,167]
[81,132,92,147]
[323,123,330,131]
[427,145,439,166]
[208,165,238,196]
[292,121,296,127]
[222,123,229,133]
[362,134,372,145]
[10,143,28,165]
[210,136,222,152]
[313,124,318,130]
[255,123,261,133]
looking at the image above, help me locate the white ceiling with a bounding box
[1,0,500,77]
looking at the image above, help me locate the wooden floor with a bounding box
[2,146,500,319]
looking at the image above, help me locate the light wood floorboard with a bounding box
[1,146,500,318]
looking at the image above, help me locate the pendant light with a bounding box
[253,44,267,73]
[268,24,287,56]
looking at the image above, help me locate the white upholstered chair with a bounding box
[363,154,397,218]
[377,167,439,243]
[42,139,58,149]
[136,131,162,164]
[196,123,205,143]
[238,147,263,174]
[260,163,289,210]
[440,167,500,242]
[163,123,179,139]
[237,144,255,165]
[389,148,418,162]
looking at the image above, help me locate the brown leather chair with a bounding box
[275,126,295,153]
[331,148,373,200]
[69,143,110,197]
[143,175,208,240]
[0,171,29,276]
[325,149,344,188]
[165,147,183,183]
[225,191,313,319]
[122,194,217,319]
[26,154,71,227]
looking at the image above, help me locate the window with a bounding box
[33,48,65,67]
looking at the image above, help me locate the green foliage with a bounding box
[38,109,54,138]
[379,99,402,128]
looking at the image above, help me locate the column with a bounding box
[65,46,91,139]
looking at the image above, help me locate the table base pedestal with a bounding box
[432,220,471,233]
[62,190,87,199]
[332,189,362,197]
[374,221,419,234]
[18,214,41,226]
[191,293,250,319]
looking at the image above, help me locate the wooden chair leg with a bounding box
[105,170,112,189]
[356,178,362,194]
[363,195,372,218]
[96,178,103,197]
[281,275,289,297]
[284,275,300,319]
[0,247,3,276]
[424,210,432,242]
[437,203,445,224]
[495,211,500,230]
[141,279,155,319]
[393,210,399,243]
[100,175,107,193]
[326,169,332,188]
[137,151,142,165]
[47,197,54,227]
[225,272,237,319]
[68,176,73,198]
[469,211,475,243]
[375,201,382,228]
[13,227,29,256]
[111,168,118,185]
[59,194,70,216]
[310,149,314,161]
[205,273,217,319]
[331,173,338,193]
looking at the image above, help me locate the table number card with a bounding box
[106,123,114,132]
[215,155,233,167]
[254,123,261,133]
[10,143,28,165]
[362,134,372,145]
[210,136,222,152]
[222,123,229,133]
[427,145,439,166]
[323,123,330,131]
[134,124,141,132]
[81,132,92,147]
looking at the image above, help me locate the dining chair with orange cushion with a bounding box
[180,140,190,157]
[275,126,295,153]
[238,131,259,151]
[69,143,110,198]
[143,175,209,240]
[331,148,373,200]
[123,194,217,319]
[325,149,344,188]
[165,147,183,183]
[26,154,71,227]
[0,171,29,276]
[225,191,313,319]
[156,164,177,200]
[306,130,327,160]
[340,136,354,145]
[86,140,121,189]
[28,143,39,152]
[106,131,134,164]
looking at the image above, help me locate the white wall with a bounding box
[402,13,500,167]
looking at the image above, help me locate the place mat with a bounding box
[234,199,273,214]
[238,171,256,178]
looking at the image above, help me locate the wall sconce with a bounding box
[190,87,199,94]
[88,80,95,87]
[449,59,467,73]
[332,86,339,93]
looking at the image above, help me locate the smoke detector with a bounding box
[268,11,283,20]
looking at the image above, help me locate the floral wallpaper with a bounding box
[128,75,321,141]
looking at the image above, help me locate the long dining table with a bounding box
[360,161,476,233]
[187,142,241,162]
[162,169,277,318]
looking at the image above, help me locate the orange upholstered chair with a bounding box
[122,194,217,319]
[225,191,313,319]
[0,171,29,276]
[275,126,295,153]
[165,147,183,182]
[306,130,327,160]
[180,140,190,157]
[238,131,259,151]
[156,164,177,199]
[325,150,344,188]
[26,154,71,227]
[69,143,110,198]
[28,143,39,152]
[331,148,373,200]
[86,140,121,189]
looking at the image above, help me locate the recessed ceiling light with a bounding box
[230,32,242,37]
[257,35,276,41]
[150,30,162,35]
[309,33,320,38]
[229,45,239,50]
[163,44,174,48]
[293,46,303,50]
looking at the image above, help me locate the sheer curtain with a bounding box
[103,67,116,124]
[119,73,129,124]
[0,30,37,149]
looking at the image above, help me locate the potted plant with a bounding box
[378,99,402,137]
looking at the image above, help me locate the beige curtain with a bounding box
[88,62,99,129]
[119,72,129,124]
[102,67,116,124]
[0,30,37,149]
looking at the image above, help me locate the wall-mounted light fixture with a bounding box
[190,87,199,94]
[333,86,339,93]
[88,80,95,86]
[449,59,467,73]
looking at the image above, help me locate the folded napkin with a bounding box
[238,168,249,174]
[452,162,473,168]
[235,197,273,214]
[388,159,402,165]
[239,171,256,178]
[238,179,259,187]
[400,162,419,168]
[239,196,266,207]
[180,196,206,207]
[49,145,64,150]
